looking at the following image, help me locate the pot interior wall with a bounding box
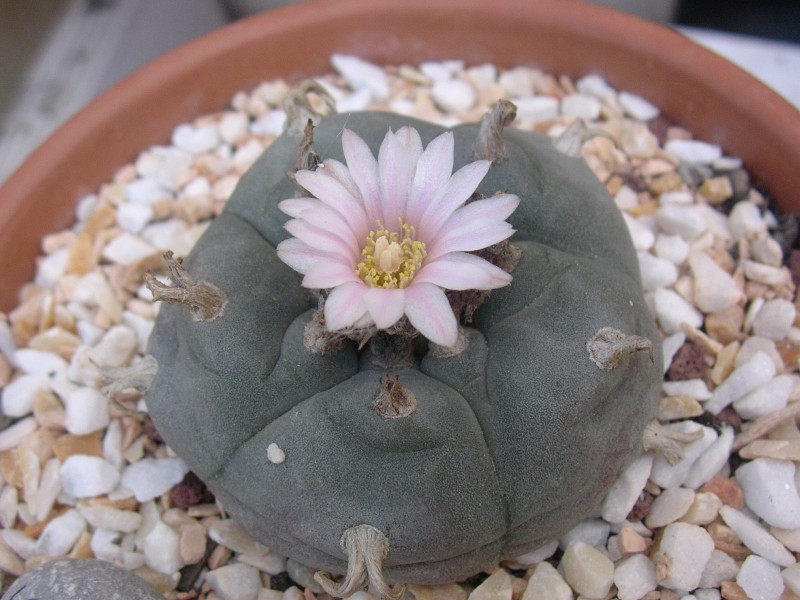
[1,0,798,312]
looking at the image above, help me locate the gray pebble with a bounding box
[2,559,162,600]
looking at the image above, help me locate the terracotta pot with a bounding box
[1,0,798,312]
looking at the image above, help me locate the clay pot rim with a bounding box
[1,0,799,312]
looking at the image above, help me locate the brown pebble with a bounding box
[69,531,94,559]
[699,476,744,508]
[721,580,750,600]
[698,176,733,204]
[627,490,655,521]
[0,353,12,388]
[776,340,800,372]
[52,431,103,461]
[83,202,117,238]
[66,232,96,275]
[713,406,743,430]
[666,342,709,381]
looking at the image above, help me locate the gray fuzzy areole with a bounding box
[146,111,662,583]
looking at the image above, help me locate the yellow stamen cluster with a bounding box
[356,221,427,289]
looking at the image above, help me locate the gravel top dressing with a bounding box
[1,55,799,600]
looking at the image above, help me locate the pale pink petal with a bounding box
[415,252,512,290]
[302,256,359,289]
[324,281,371,330]
[378,128,422,229]
[287,203,360,256]
[427,223,515,261]
[404,283,458,347]
[405,132,454,225]
[284,219,356,261]
[342,129,382,226]
[318,158,361,199]
[445,193,520,229]
[417,159,491,242]
[362,288,406,329]
[275,238,326,274]
[295,169,369,240]
[277,197,319,218]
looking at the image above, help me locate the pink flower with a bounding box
[276,127,519,347]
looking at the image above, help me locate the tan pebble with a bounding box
[174,195,215,225]
[738,439,800,460]
[212,175,239,202]
[133,565,180,593]
[605,174,624,197]
[734,402,800,451]
[23,506,69,538]
[207,543,232,570]
[20,427,56,464]
[660,591,681,600]
[150,197,174,221]
[113,163,138,184]
[627,199,659,217]
[644,479,662,496]
[66,232,96,275]
[121,417,143,451]
[780,589,800,600]
[52,431,103,461]
[658,396,703,421]
[69,530,94,559]
[10,291,44,345]
[122,438,145,463]
[640,158,676,177]
[179,522,208,564]
[618,526,649,555]
[648,171,683,195]
[408,584,468,600]
[187,503,220,518]
[699,476,744,508]
[510,576,527,600]
[681,323,723,356]
[83,202,117,238]
[28,326,81,359]
[0,449,23,487]
[776,340,800,372]
[680,492,722,525]
[721,580,750,600]
[87,496,139,511]
[706,304,744,345]
[0,535,25,576]
[699,176,733,204]
[711,342,740,386]
[42,230,78,254]
[0,353,12,387]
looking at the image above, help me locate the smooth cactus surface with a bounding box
[146,111,662,583]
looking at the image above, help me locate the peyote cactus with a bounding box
[146,96,661,596]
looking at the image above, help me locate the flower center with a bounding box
[356,221,426,289]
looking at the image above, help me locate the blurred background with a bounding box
[1,0,799,184]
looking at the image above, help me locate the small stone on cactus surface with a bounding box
[276,127,518,347]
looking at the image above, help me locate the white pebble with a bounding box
[144,521,183,575]
[737,555,785,600]
[683,426,734,489]
[337,88,372,112]
[736,336,784,370]
[705,351,776,414]
[623,214,655,251]
[523,560,572,600]
[656,522,715,592]
[655,234,690,265]
[13,349,68,377]
[91,528,122,563]
[331,54,389,102]
[209,519,270,556]
[615,186,640,211]
[2,529,36,560]
[511,539,559,567]
[267,443,285,464]
[719,506,796,567]
[645,487,695,528]
[0,486,18,528]
[117,202,154,233]
[561,541,614,599]
[65,387,109,435]
[699,549,740,588]
[561,94,601,120]
[621,122,659,158]
[737,458,800,529]
[233,139,264,171]
[125,177,170,205]
[614,553,657,600]
[660,191,694,205]
[172,123,220,154]
[469,569,512,600]
[619,91,660,120]
[655,205,708,240]
[559,518,610,550]
[79,505,142,533]
[576,74,616,99]
[35,249,69,289]
[743,260,792,287]
[783,562,800,596]
[638,252,678,291]
[35,509,87,556]
[0,417,38,452]
[101,232,157,266]
[729,202,767,241]
[251,110,286,136]
[419,60,463,82]
[499,67,538,97]
[682,491,723,525]
[653,288,704,335]
[664,139,723,164]
[601,454,654,523]
[688,251,743,313]
[661,332,687,375]
[466,64,497,90]
[1,375,48,417]
[121,457,189,502]
[218,112,249,144]
[60,455,120,498]
[734,374,792,419]
[752,299,796,340]
[662,379,712,401]
[88,324,137,368]
[514,96,560,122]
[432,78,476,114]
[240,551,287,576]
[650,423,716,489]
[205,562,262,600]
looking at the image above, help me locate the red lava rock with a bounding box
[713,406,743,430]
[171,472,215,508]
[648,115,673,146]
[667,342,710,381]
[627,490,655,522]
[788,249,800,287]
[142,415,164,445]
[699,475,745,509]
